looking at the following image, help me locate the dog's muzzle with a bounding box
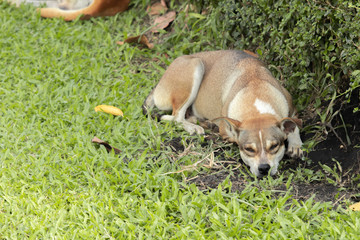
[258,164,271,176]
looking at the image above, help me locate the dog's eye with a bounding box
[269,143,279,151]
[244,147,255,153]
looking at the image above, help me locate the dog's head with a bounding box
[216,116,302,177]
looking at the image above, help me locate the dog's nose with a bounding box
[258,164,270,176]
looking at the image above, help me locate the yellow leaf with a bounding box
[349,202,360,211]
[95,105,123,116]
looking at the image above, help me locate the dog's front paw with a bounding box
[287,145,303,158]
[161,115,175,121]
[183,122,205,135]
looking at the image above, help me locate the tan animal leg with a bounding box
[39,0,130,21]
[151,56,205,134]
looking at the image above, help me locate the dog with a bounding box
[143,50,303,177]
[39,0,129,21]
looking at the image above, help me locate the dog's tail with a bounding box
[142,89,155,116]
[142,88,164,120]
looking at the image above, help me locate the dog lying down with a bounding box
[143,50,303,177]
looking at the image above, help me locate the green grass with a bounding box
[0,1,359,238]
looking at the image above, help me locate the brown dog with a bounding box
[143,50,303,177]
[39,0,129,21]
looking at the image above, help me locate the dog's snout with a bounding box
[258,164,270,176]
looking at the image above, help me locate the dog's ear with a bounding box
[213,117,242,128]
[212,117,242,142]
[279,117,302,134]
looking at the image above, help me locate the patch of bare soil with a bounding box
[164,90,360,203]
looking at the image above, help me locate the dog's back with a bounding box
[190,50,294,121]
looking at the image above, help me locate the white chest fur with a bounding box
[227,83,289,120]
[254,98,276,115]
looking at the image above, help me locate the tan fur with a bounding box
[143,50,303,177]
[39,0,129,21]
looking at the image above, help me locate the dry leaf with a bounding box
[349,202,360,211]
[92,137,121,154]
[151,11,176,33]
[95,105,124,116]
[117,35,154,49]
[147,2,168,16]
[243,50,259,58]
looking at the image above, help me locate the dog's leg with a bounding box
[153,56,205,135]
[287,126,303,158]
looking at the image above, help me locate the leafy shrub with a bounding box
[192,0,360,111]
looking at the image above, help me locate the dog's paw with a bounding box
[287,145,303,158]
[183,123,205,135]
[161,115,175,121]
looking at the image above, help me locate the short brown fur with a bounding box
[39,0,130,21]
[143,50,303,177]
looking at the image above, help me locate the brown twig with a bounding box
[324,122,348,151]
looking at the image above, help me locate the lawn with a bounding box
[0,0,359,238]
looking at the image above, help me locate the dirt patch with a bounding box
[163,90,360,204]
[304,89,360,168]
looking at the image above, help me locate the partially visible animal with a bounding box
[39,0,130,21]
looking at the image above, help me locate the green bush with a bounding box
[193,0,360,110]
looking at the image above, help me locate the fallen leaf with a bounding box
[151,11,176,33]
[117,35,154,49]
[243,50,259,58]
[95,105,124,116]
[92,137,121,154]
[349,202,360,211]
[147,2,168,16]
